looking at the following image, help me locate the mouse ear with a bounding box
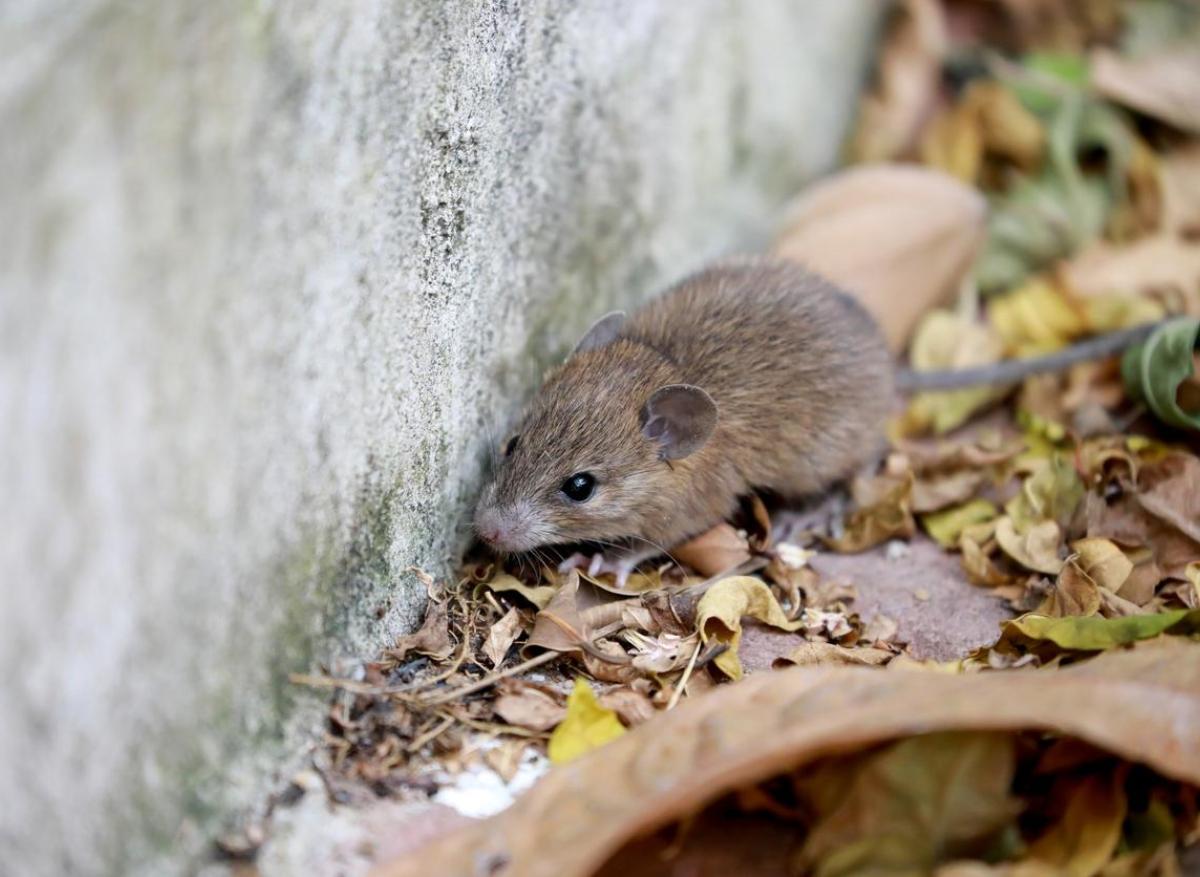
[640,384,718,460]
[572,311,626,355]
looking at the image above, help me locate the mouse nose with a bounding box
[475,507,507,548]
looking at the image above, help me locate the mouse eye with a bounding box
[560,472,596,502]
[502,434,520,457]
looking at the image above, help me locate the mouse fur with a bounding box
[474,257,894,561]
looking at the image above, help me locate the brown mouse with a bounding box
[473,257,894,583]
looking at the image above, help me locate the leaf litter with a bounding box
[278,2,1200,874]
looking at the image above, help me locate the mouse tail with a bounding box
[895,320,1166,393]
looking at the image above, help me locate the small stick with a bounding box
[406,715,455,753]
[418,650,561,706]
[667,639,703,711]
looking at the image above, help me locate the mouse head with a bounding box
[474,312,718,554]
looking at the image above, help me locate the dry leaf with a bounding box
[1040,561,1102,617]
[1070,538,1133,593]
[773,641,892,669]
[387,600,454,661]
[995,516,1065,575]
[912,468,989,514]
[695,576,804,679]
[772,165,988,352]
[374,641,1200,877]
[493,681,566,733]
[921,80,1045,182]
[988,277,1086,357]
[961,526,1021,589]
[530,568,633,667]
[483,739,529,784]
[671,523,750,578]
[1135,452,1200,545]
[823,471,916,553]
[1091,47,1200,134]
[795,732,1021,875]
[1161,144,1200,236]
[547,678,626,765]
[1027,770,1127,875]
[597,688,656,727]
[628,632,697,675]
[482,607,524,668]
[485,572,558,610]
[848,0,946,163]
[902,311,1007,435]
[1061,234,1200,316]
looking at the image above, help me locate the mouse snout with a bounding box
[474,501,539,553]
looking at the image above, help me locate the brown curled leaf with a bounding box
[372,640,1200,877]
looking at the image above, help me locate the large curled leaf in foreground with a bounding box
[1121,317,1200,431]
[373,640,1200,877]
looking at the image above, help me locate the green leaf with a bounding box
[1121,318,1200,431]
[1003,609,1199,651]
[1012,53,1090,115]
[921,499,998,549]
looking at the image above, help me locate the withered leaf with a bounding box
[671,523,750,578]
[493,681,565,733]
[387,600,454,661]
[995,517,1065,576]
[773,641,892,669]
[482,607,524,668]
[795,732,1020,876]
[1027,769,1127,875]
[374,641,1200,877]
[1091,46,1200,134]
[772,165,987,352]
[695,576,804,680]
[822,472,916,553]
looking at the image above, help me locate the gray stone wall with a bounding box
[0,1,879,873]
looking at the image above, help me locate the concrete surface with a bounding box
[0,1,881,874]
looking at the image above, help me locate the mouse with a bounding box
[473,257,895,584]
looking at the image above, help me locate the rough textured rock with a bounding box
[0,1,880,873]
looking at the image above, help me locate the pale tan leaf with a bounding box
[772,165,987,352]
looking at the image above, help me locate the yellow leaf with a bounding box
[1187,562,1200,605]
[904,310,1007,435]
[922,499,998,549]
[921,104,984,182]
[995,516,1064,575]
[696,576,805,680]
[547,678,626,765]
[485,573,558,610]
[988,278,1086,358]
[1070,539,1133,593]
[1078,293,1165,334]
[1005,456,1084,532]
[1028,770,1127,877]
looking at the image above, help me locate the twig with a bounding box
[667,639,703,711]
[406,715,455,753]
[418,649,561,706]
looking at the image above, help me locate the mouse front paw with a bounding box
[557,547,660,588]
